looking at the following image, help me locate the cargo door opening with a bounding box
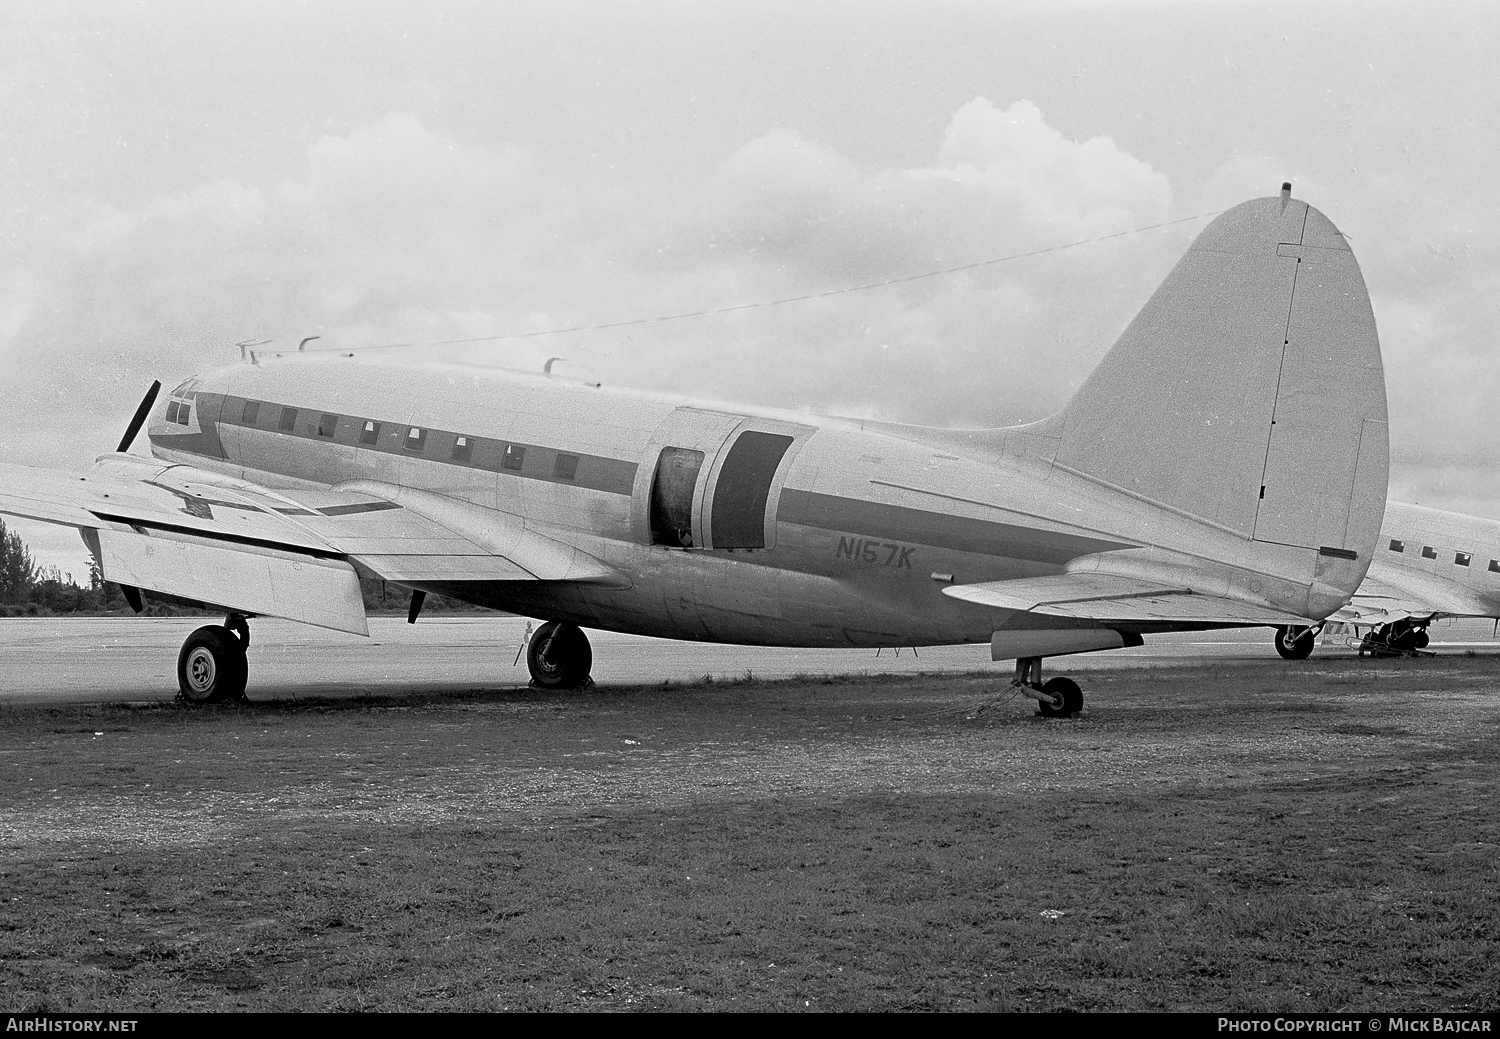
[649,447,705,548]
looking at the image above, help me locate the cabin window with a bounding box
[502,445,525,471]
[1490,560,1500,573]
[1421,546,1437,559]
[451,436,473,462]
[553,453,579,481]
[1456,552,1472,567]
[317,414,338,438]
[177,404,191,425]
[278,407,298,432]
[405,427,427,453]
[359,420,380,445]
[166,401,181,423]
[649,447,704,548]
[241,400,260,424]
[1388,539,1405,553]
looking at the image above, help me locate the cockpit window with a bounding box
[177,404,191,425]
[166,401,181,423]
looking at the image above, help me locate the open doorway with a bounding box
[649,447,704,548]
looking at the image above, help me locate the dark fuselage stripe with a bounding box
[163,393,639,496]
[777,488,1132,564]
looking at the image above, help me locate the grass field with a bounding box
[1,659,1497,1011]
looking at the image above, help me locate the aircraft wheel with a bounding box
[1274,625,1315,660]
[1413,629,1430,650]
[177,625,248,704]
[526,621,593,689]
[1037,676,1083,718]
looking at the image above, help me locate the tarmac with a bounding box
[2,614,1498,706]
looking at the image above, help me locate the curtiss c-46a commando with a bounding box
[0,188,1389,713]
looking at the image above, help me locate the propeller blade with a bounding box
[117,380,162,453]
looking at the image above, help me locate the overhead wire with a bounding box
[288,209,1223,355]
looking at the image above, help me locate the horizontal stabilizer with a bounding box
[943,573,1311,625]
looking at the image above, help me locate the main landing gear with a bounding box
[1358,619,1432,658]
[1010,656,1083,718]
[1274,624,1320,660]
[526,621,594,689]
[176,614,251,704]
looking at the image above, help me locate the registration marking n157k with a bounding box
[836,537,915,568]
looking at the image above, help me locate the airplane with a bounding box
[0,187,1389,714]
[1272,500,1500,658]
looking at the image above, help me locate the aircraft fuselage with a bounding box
[144,357,1310,648]
[1369,501,1500,620]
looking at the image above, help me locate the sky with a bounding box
[2,0,1497,576]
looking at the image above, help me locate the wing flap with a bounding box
[354,554,536,582]
[94,528,368,635]
[943,573,1311,625]
[333,481,628,586]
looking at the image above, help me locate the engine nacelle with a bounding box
[990,628,1142,661]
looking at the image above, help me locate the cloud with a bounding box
[565,97,1179,423]
[0,98,1257,567]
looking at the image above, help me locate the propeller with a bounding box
[117,380,162,453]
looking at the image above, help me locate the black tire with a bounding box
[1413,629,1430,649]
[526,621,593,689]
[177,625,248,704]
[1274,625,1315,660]
[1037,676,1083,718]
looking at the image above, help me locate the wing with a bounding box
[1331,568,1497,627]
[941,572,1312,626]
[0,456,624,635]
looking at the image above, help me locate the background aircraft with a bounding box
[1273,500,1500,658]
[0,191,1388,714]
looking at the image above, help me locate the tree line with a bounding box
[0,517,132,615]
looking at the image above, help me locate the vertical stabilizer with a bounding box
[1045,193,1387,603]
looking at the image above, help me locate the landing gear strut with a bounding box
[1010,657,1083,718]
[1274,624,1320,660]
[526,621,593,689]
[176,614,250,703]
